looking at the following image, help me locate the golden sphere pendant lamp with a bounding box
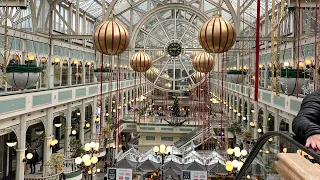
[130,51,152,72]
[93,19,129,55]
[192,52,214,73]
[198,14,236,53]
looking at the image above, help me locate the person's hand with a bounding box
[306,134,320,150]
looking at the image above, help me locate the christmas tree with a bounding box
[172,97,180,117]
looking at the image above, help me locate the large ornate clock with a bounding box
[167,42,182,57]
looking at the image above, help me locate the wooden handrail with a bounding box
[274,153,320,180]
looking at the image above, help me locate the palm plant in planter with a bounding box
[6,64,42,89]
[276,69,309,95]
[94,67,112,81]
[227,70,247,84]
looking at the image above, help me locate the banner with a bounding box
[182,170,207,180]
[106,168,133,180]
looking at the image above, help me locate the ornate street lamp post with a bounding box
[153,144,172,180]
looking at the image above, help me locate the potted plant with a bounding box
[94,67,112,81]
[47,153,64,175]
[6,64,42,89]
[227,70,247,84]
[70,139,85,158]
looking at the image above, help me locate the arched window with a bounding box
[85,61,94,83]
[9,54,20,65]
[53,58,61,87]
[77,61,83,84]
[61,60,68,86]
[40,57,48,88]
[71,60,78,85]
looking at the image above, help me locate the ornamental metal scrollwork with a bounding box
[53,110,67,118]
[26,116,46,129]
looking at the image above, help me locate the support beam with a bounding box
[51,34,296,42]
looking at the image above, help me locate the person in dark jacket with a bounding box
[293,68,320,150]
[29,150,39,174]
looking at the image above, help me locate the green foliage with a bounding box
[231,121,242,134]
[70,139,85,158]
[6,64,42,73]
[242,130,252,140]
[47,153,64,173]
[172,97,180,117]
[227,70,247,75]
[94,67,112,72]
[278,69,310,78]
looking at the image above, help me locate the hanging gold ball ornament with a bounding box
[93,19,129,55]
[193,72,206,82]
[130,51,152,72]
[198,14,236,53]
[190,51,201,59]
[155,51,164,58]
[145,68,157,82]
[192,52,214,73]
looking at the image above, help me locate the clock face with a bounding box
[167,42,182,57]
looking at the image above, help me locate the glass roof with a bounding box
[67,0,281,27]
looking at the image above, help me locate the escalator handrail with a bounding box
[235,131,320,180]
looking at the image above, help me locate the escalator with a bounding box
[173,125,214,155]
[235,132,320,180]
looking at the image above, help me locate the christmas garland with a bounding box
[227,70,248,75]
[6,64,42,73]
[93,67,112,72]
[274,69,310,78]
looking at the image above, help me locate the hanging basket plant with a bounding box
[227,70,247,84]
[6,64,42,89]
[274,69,309,95]
[94,67,112,81]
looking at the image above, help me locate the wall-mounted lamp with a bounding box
[249,122,255,127]
[95,117,100,124]
[35,128,44,135]
[41,57,47,64]
[50,139,58,147]
[71,130,77,136]
[84,123,90,129]
[6,139,17,147]
[52,58,60,65]
[54,121,62,127]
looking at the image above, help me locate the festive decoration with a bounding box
[198,14,236,53]
[130,51,152,72]
[94,67,112,81]
[190,51,201,59]
[6,64,42,89]
[155,50,164,57]
[193,72,206,82]
[171,97,180,117]
[93,19,129,55]
[145,68,158,82]
[276,0,286,98]
[192,52,214,73]
[227,70,247,84]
